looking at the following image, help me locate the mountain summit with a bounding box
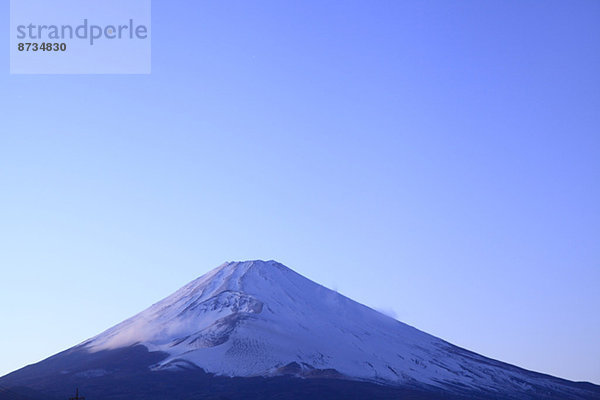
[1,260,598,400]
[86,259,440,381]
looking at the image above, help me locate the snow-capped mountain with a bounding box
[1,260,598,400]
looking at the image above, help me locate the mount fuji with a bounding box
[1,260,598,400]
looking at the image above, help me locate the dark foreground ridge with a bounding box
[2,345,586,400]
[0,346,467,400]
[2,336,598,400]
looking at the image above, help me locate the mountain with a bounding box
[1,260,598,400]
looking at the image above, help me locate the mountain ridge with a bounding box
[1,259,598,400]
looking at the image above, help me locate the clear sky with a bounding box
[1,0,599,384]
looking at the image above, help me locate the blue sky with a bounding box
[1,0,599,384]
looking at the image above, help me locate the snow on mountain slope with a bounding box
[79,260,594,398]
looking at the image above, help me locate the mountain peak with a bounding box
[49,260,599,400]
[216,259,287,274]
[183,259,300,299]
[217,259,293,275]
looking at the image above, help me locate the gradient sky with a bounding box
[1,0,599,384]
